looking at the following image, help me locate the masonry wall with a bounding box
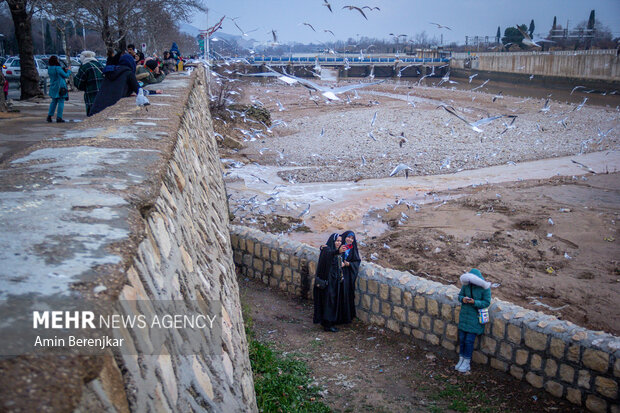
[231,225,620,413]
[0,67,256,412]
[450,50,620,81]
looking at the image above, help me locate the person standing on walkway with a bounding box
[455,268,492,373]
[73,51,104,116]
[46,55,69,123]
[314,233,346,332]
[338,230,361,324]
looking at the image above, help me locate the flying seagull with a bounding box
[323,0,332,12]
[362,6,380,11]
[324,29,335,36]
[303,22,316,32]
[270,29,278,44]
[430,22,452,30]
[516,25,554,48]
[390,164,413,178]
[342,5,368,19]
[437,104,511,133]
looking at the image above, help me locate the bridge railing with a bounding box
[248,56,450,64]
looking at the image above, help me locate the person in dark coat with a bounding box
[73,50,104,116]
[338,230,361,324]
[89,54,140,116]
[313,233,346,332]
[455,268,492,373]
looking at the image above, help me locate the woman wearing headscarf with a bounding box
[73,51,104,116]
[313,233,346,332]
[338,230,361,324]
[46,55,70,123]
[89,54,140,116]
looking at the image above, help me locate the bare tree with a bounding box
[4,0,43,99]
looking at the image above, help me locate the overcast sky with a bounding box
[191,0,620,46]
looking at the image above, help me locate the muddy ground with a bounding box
[240,277,583,413]
[215,76,619,336]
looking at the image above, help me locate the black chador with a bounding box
[313,233,344,332]
[338,230,361,324]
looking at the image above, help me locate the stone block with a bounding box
[408,311,420,328]
[261,245,270,259]
[481,336,497,355]
[287,284,295,294]
[412,329,425,340]
[530,354,542,371]
[272,264,282,278]
[446,324,458,341]
[242,253,252,268]
[362,294,372,310]
[390,286,402,305]
[426,333,439,346]
[357,310,369,323]
[594,376,618,399]
[510,365,524,380]
[566,344,580,363]
[279,252,289,266]
[544,359,557,378]
[290,256,300,269]
[370,314,385,327]
[499,342,513,361]
[585,395,607,413]
[441,304,452,321]
[358,277,367,292]
[270,249,278,262]
[559,364,574,384]
[269,278,278,288]
[442,339,455,351]
[582,349,609,373]
[372,297,380,314]
[393,306,406,322]
[403,291,413,308]
[253,242,262,257]
[454,307,460,324]
[472,351,488,365]
[252,259,263,272]
[233,250,242,265]
[402,326,411,336]
[292,271,301,285]
[524,330,547,351]
[615,358,620,378]
[525,372,544,388]
[414,296,426,312]
[549,337,565,359]
[246,239,254,254]
[379,284,390,300]
[492,319,506,339]
[544,380,564,398]
[566,388,582,406]
[421,315,432,331]
[386,319,400,333]
[427,299,439,316]
[578,370,591,389]
[238,237,246,251]
[368,279,379,294]
[433,319,445,336]
[283,267,292,282]
[506,324,521,344]
[230,234,239,249]
[490,358,508,372]
[381,302,392,317]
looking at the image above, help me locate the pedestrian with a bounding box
[73,51,104,116]
[162,51,177,74]
[2,72,8,101]
[46,55,69,123]
[314,233,346,332]
[136,59,166,84]
[455,268,492,373]
[89,54,139,116]
[337,230,361,324]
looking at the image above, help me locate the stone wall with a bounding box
[450,50,620,81]
[231,225,620,413]
[0,67,256,412]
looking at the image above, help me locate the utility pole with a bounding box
[42,18,45,54]
[82,22,86,50]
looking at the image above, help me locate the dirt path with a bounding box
[239,278,583,413]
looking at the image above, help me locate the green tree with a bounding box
[502,25,526,48]
[496,26,501,43]
[552,16,557,31]
[587,10,595,30]
[586,10,595,49]
[529,19,535,37]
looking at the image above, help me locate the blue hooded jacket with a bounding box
[89,54,139,116]
[458,268,492,334]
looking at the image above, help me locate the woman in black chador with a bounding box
[313,233,346,332]
[338,230,361,324]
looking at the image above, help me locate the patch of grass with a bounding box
[242,302,331,412]
[430,381,499,413]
